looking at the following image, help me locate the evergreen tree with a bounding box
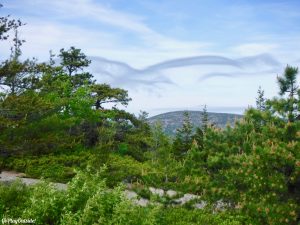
[59,47,94,88]
[59,46,91,76]
[256,86,266,111]
[267,65,299,122]
[184,143,203,174]
[92,83,131,110]
[0,26,39,95]
[151,121,169,150]
[193,127,204,150]
[278,66,299,97]
[201,105,208,132]
[172,111,193,159]
[277,65,299,122]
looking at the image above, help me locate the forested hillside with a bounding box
[0,7,299,225]
[148,111,243,136]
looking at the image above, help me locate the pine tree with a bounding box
[278,66,299,97]
[277,65,299,122]
[256,86,266,111]
[201,105,209,132]
[59,47,94,88]
[172,111,193,159]
[0,27,38,95]
[59,46,91,76]
[193,127,204,150]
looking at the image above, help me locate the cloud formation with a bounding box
[198,69,278,82]
[89,54,281,88]
[143,56,241,72]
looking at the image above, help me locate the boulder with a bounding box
[194,201,207,209]
[174,193,199,205]
[166,190,177,198]
[149,187,164,197]
[124,190,138,199]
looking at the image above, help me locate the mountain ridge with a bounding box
[148,110,243,136]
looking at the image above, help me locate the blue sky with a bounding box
[1,0,300,116]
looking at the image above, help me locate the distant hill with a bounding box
[147,111,243,136]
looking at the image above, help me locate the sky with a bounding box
[1,0,300,116]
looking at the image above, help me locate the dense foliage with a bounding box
[0,7,299,225]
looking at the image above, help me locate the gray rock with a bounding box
[1,171,149,206]
[124,190,150,206]
[0,171,67,190]
[134,198,150,207]
[214,200,228,211]
[174,193,199,205]
[194,201,207,209]
[125,182,133,189]
[124,190,138,199]
[166,190,177,198]
[149,187,164,197]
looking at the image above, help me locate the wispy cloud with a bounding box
[49,0,153,34]
[89,53,281,88]
[198,54,280,81]
[6,0,151,34]
[198,69,278,82]
[5,0,208,57]
[143,56,241,72]
[89,56,172,88]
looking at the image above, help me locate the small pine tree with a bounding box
[172,111,193,159]
[193,127,204,150]
[201,105,209,132]
[152,121,169,150]
[256,86,266,111]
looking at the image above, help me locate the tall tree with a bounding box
[267,65,299,122]
[59,46,91,76]
[0,9,38,96]
[59,47,94,88]
[278,66,299,98]
[277,66,299,122]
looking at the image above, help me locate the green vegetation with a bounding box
[0,7,299,225]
